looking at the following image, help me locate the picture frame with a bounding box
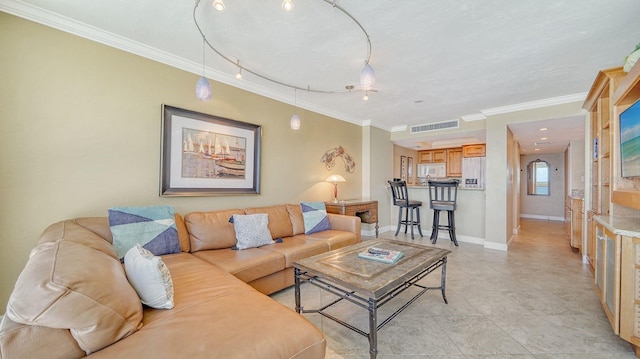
[160,105,261,196]
[407,157,413,183]
[400,155,407,181]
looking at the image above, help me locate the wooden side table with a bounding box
[325,200,378,238]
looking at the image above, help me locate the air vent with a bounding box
[410,119,459,134]
[534,141,552,146]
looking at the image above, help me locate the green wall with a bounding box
[0,13,373,310]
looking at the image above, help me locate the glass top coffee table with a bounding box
[293,238,451,359]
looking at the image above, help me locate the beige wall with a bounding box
[392,145,419,184]
[519,153,566,220]
[365,126,394,233]
[0,14,370,310]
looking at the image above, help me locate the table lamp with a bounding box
[326,175,346,203]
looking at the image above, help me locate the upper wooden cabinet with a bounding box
[418,151,433,163]
[432,150,446,163]
[446,148,462,177]
[463,144,486,158]
[418,149,446,163]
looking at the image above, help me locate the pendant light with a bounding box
[360,61,375,91]
[212,0,225,11]
[290,89,301,130]
[282,0,294,12]
[195,38,212,101]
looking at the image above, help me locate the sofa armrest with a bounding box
[327,214,361,243]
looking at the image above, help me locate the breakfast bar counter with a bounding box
[391,186,486,245]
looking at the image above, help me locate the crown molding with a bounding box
[0,0,369,127]
[460,113,487,122]
[480,92,588,116]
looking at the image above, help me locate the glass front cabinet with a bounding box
[595,223,621,333]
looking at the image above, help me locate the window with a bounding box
[527,160,550,196]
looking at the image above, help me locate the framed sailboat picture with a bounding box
[160,105,261,196]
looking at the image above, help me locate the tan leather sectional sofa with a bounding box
[0,204,361,359]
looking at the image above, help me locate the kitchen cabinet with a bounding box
[446,148,462,177]
[418,151,433,163]
[432,150,446,163]
[462,144,486,158]
[418,149,446,164]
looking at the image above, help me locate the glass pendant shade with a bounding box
[360,62,375,91]
[195,77,212,101]
[282,0,294,11]
[290,113,301,130]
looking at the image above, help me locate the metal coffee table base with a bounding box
[294,257,447,359]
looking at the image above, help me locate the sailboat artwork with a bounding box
[181,128,247,179]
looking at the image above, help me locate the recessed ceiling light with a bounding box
[534,148,541,151]
[539,127,548,131]
[540,137,548,140]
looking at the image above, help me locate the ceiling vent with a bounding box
[410,119,459,134]
[534,141,552,146]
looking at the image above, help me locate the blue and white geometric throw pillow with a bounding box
[300,202,331,235]
[108,205,180,260]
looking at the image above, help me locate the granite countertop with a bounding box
[595,215,640,237]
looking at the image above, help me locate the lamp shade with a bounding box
[195,76,212,101]
[325,174,346,183]
[360,62,375,91]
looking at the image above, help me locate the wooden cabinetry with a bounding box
[620,234,640,354]
[462,144,486,157]
[418,151,433,163]
[418,149,446,163]
[570,198,583,250]
[595,222,621,333]
[446,148,462,177]
[587,210,597,272]
[584,67,626,218]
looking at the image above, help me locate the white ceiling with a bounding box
[3,0,640,153]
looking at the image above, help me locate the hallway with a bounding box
[272,219,637,358]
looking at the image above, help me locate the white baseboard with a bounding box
[520,214,565,222]
[484,241,508,251]
[583,255,589,264]
[513,225,521,235]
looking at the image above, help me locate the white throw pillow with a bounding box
[231,213,274,250]
[124,244,174,309]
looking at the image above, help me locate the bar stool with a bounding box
[427,179,460,246]
[388,180,423,239]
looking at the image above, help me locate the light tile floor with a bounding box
[270,219,638,358]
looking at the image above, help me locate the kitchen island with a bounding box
[389,186,486,245]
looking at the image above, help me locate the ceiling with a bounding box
[3,0,640,153]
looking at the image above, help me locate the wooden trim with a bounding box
[583,67,626,110]
[612,190,640,210]
[614,60,640,106]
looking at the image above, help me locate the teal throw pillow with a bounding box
[300,202,331,235]
[108,205,180,260]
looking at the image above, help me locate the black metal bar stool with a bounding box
[388,180,423,239]
[427,179,460,246]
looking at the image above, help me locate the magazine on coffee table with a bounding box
[358,247,404,264]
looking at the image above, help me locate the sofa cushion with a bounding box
[108,206,180,260]
[286,203,306,235]
[86,254,326,359]
[192,248,285,283]
[6,222,143,355]
[0,315,85,359]
[231,213,274,250]
[258,237,328,267]
[300,202,331,234]
[301,229,360,250]
[244,205,293,239]
[185,209,244,251]
[124,244,174,309]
